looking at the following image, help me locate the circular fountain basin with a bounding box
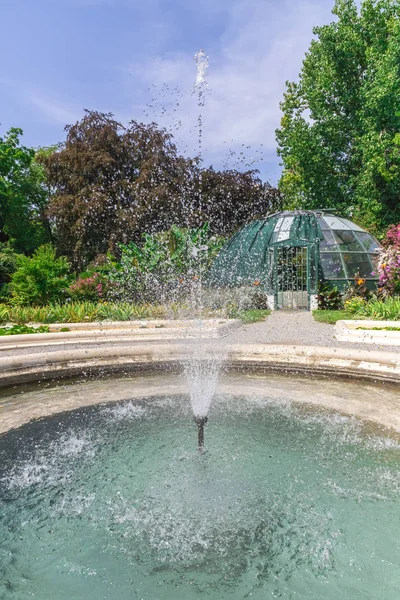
[1,374,400,599]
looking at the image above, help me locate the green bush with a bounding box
[317,282,343,310]
[107,225,225,303]
[9,245,72,306]
[0,242,22,300]
[344,297,367,314]
[0,324,50,335]
[342,274,372,303]
[349,297,400,321]
[0,301,169,324]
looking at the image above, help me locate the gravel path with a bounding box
[225,311,400,353]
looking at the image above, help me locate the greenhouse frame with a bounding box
[208,210,381,310]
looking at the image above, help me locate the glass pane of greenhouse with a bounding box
[322,216,351,230]
[333,230,364,251]
[342,253,373,278]
[319,230,338,251]
[356,232,381,252]
[320,253,346,278]
[340,218,365,232]
[318,218,330,230]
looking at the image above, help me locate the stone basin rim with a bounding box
[0,343,399,388]
[1,358,400,436]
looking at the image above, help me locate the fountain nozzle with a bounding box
[194,415,208,451]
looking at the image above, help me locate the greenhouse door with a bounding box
[273,247,309,310]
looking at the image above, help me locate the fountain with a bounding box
[1,50,400,600]
[1,374,400,599]
[194,415,208,449]
[185,48,221,450]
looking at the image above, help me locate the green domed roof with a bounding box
[207,210,381,290]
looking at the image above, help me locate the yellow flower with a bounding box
[357,278,365,285]
[253,280,260,286]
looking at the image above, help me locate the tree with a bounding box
[193,167,282,236]
[41,111,197,268]
[42,110,281,269]
[276,0,400,235]
[0,128,53,253]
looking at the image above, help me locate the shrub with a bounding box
[0,324,50,335]
[107,225,225,303]
[383,224,400,249]
[344,297,367,315]
[342,274,372,304]
[377,224,400,296]
[0,301,169,324]
[317,282,343,310]
[0,242,22,300]
[345,297,400,320]
[9,245,72,306]
[69,273,107,301]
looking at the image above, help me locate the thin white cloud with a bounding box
[120,0,335,179]
[0,77,80,126]
[28,93,80,125]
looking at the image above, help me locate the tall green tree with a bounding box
[0,128,53,252]
[276,0,400,234]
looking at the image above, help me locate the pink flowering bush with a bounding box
[383,224,400,249]
[69,273,107,301]
[377,225,400,296]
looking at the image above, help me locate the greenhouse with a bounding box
[207,210,381,310]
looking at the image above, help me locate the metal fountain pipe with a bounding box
[194,415,208,450]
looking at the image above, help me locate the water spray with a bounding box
[194,415,208,451]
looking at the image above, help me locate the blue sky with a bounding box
[0,0,336,184]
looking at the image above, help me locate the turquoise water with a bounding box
[1,391,400,599]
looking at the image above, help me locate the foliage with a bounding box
[0,128,53,253]
[0,324,50,335]
[344,296,368,314]
[9,245,72,306]
[276,0,400,234]
[342,274,373,303]
[41,111,281,268]
[346,296,400,320]
[312,310,358,324]
[69,272,107,301]
[0,241,20,280]
[383,223,400,248]
[317,282,343,310]
[107,224,225,303]
[377,223,400,295]
[0,241,22,300]
[226,307,271,323]
[356,325,400,331]
[0,301,169,324]
[0,298,270,325]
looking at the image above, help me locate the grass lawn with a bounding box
[312,310,359,325]
[236,309,271,324]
